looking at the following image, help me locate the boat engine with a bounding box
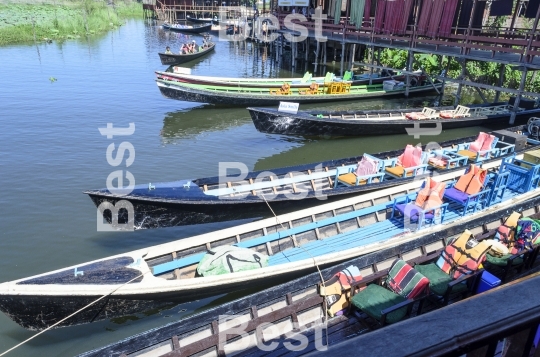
[528,117,540,140]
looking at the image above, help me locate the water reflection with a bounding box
[160,107,251,142]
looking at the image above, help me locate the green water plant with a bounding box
[0,0,143,46]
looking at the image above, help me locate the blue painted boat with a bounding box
[2,154,540,330]
[79,206,540,357]
[84,126,536,229]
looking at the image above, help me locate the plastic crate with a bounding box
[475,270,501,294]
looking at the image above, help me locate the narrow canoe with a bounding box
[247,103,540,136]
[84,126,536,229]
[77,207,540,357]
[158,42,215,65]
[186,15,219,25]
[3,155,540,330]
[162,23,212,34]
[155,70,418,88]
[155,79,442,106]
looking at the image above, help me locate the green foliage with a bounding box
[375,47,540,101]
[0,1,142,46]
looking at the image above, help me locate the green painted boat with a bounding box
[155,76,442,106]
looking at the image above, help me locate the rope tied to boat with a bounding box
[259,193,329,348]
[0,271,149,356]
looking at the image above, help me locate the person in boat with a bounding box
[180,44,189,54]
[165,46,172,54]
[262,21,268,38]
[191,40,198,53]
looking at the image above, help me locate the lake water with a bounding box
[0,19,488,356]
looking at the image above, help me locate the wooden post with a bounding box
[350,43,356,71]
[31,16,37,43]
[323,41,327,69]
[405,50,413,97]
[314,40,320,72]
[510,67,528,124]
[369,46,375,85]
[494,64,506,103]
[455,59,466,106]
[340,43,345,76]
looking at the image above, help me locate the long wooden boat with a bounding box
[155,70,418,89]
[155,76,442,106]
[186,15,219,25]
[84,127,536,229]
[4,155,540,330]
[248,103,540,136]
[158,42,215,65]
[78,208,540,357]
[162,23,212,34]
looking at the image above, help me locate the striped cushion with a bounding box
[386,259,429,299]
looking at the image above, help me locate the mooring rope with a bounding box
[259,193,329,348]
[0,271,149,356]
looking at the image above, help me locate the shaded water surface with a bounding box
[0,20,487,356]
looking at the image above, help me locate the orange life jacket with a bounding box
[415,178,445,209]
[495,211,522,254]
[436,230,492,279]
[454,164,487,195]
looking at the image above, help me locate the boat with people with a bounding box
[155,69,419,89]
[162,22,212,34]
[4,153,540,330]
[85,127,536,229]
[248,103,540,137]
[158,40,215,65]
[78,205,540,357]
[155,73,442,106]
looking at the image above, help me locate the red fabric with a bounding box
[417,0,434,35]
[440,0,459,37]
[399,0,414,34]
[364,0,371,25]
[383,0,393,34]
[427,0,444,37]
[374,0,386,33]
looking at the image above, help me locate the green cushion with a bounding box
[350,284,407,324]
[415,263,467,296]
[486,253,524,267]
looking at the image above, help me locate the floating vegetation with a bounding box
[49,77,57,83]
[0,0,143,46]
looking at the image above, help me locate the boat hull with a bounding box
[77,196,540,356]
[156,80,441,106]
[162,23,212,34]
[20,190,538,334]
[156,71,414,88]
[158,44,215,65]
[248,106,540,136]
[85,126,537,228]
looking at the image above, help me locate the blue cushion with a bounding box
[395,203,434,221]
[444,187,469,203]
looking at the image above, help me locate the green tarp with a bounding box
[196,246,269,277]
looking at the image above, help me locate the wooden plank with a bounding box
[289,172,298,193]
[167,295,324,357]
[307,169,317,191]
[172,251,181,280]
[325,166,333,187]
[249,178,256,196]
[269,175,277,194]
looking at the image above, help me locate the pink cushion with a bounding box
[356,155,379,176]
